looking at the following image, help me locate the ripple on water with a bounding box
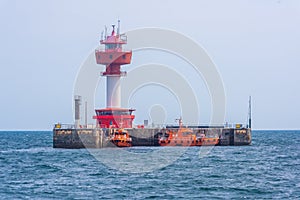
[0,131,299,199]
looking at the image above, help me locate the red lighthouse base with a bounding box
[94,108,135,128]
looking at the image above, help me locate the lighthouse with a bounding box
[94,21,135,128]
[53,21,252,148]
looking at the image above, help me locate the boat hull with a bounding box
[111,140,132,147]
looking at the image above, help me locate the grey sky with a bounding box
[0,0,299,130]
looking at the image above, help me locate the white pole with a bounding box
[85,101,87,128]
[106,76,121,108]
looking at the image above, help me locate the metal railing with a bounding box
[54,124,75,129]
[53,124,98,129]
[95,47,132,52]
[132,123,248,129]
[54,123,249,130]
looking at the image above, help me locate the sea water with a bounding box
[0,131,299,199]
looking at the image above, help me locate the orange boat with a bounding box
[159,127,197,146]
[110,129,132,147]
[159,118,197,147]
[159,118,219,146]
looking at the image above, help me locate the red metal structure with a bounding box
[94,108,135,128]
[94,21,135,128]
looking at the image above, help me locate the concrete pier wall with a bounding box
[53,128,104,148]
[53,127,251,148]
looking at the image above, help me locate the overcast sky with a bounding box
[0,0,299,130]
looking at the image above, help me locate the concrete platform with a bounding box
[53,127,251,148]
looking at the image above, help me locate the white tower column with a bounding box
[106,76,121,108]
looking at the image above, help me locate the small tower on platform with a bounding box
[94,21,135,128]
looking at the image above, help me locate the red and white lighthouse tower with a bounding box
[94,21,135,128]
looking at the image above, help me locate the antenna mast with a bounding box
[176,117,183,128]
[101,31,104,41]
[117,19,120,36]
[104,26,107,39]
[248,96,252,128]
[85,101,87,128]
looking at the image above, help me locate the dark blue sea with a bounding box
[0,131,299,199]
